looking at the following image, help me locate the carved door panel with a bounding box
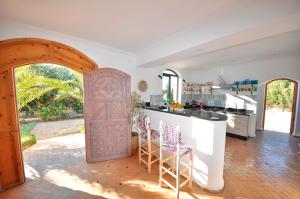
[0,68,24,190]
[84,68,131,162]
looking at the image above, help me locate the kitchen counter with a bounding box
[143,108,227,192]
[204,107,254,116]
[144,107,228,121]
[184,105,254,116]
[191,106,256,138]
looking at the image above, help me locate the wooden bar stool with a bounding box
[136,114,160,173]
[159,121,193,199]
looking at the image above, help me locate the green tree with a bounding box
[266,80,294,111]
[15,64,83,117]
[162,81,174,104]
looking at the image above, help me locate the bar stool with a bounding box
[159,121,193,199]
[136,114,160,173]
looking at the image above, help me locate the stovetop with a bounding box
[184,106,253,116]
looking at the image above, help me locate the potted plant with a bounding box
[131,91,143,154]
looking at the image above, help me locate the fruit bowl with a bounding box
[173,108,184,112]
[170,102,184,111]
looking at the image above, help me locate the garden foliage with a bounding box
[15,64,83,120]
[266,80,295,111]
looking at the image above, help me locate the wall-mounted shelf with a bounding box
[182,81,258,96]
[213,89,258,96]
[183,90,213,95]
[217,83,258,95]
[183,87,258,96]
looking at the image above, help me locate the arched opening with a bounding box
[0,38,132,191]
[0,38,97,73]
[263,78,298,134]
[15,63,85,182]
[0,38,98,190]
[162,69,179,104]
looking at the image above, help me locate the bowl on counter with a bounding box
[173,108,184,112]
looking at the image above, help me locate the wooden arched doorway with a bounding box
[0,38,131,191]
[262,78,298,134]
[0,38,97,73]
[0,38,97,190]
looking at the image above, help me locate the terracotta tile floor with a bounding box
[0,131,300,199]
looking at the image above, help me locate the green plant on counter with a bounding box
[131,91,143,135]
[162,88,174,104]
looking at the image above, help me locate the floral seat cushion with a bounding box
[137,114,160,144]
[162,144,192,157]
[140,129,160,145]
[160,122,192,157]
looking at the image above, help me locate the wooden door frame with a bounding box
[0,68,24,190]
[0,38,97,189]
[262,78,298,134]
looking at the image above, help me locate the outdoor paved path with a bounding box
[264,108,291,133]
[23,133,85,181]
[32,118,84,140]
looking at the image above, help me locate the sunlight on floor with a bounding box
[43,168,212,199]
[44,169,116,198]
[24,163,40,180]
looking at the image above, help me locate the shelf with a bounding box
[183,89,257,96]
[183,91,212,95]
[214,89,258,96]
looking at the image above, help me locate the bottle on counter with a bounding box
[199,102,204,109]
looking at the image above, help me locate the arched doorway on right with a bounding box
[263,78,298,134]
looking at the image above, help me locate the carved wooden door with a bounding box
[0,68,24,190]
[84,68,131,162]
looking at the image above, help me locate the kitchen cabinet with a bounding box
[226,113,256,139]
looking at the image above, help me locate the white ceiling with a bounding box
[1,0,300,54]
[168,30,300,70]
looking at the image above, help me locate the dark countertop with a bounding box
[183,105,254,116]
[202,106,254,116]
[144,107,228,121]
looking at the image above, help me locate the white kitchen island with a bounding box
[143,107,227,192]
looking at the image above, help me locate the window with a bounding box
[162,69,179,104]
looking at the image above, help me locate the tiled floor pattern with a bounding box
[0,131,299,199]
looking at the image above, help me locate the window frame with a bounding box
[162,69,179,103]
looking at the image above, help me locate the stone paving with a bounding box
[32,119,84,140]
[264,108,292,133]
[23,133,85,181]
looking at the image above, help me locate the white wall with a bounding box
[188,55,300,135]
[0,19,138,89]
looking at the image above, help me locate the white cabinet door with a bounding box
[226,114,249,137]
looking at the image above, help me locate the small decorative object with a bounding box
[138,80,148,92]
